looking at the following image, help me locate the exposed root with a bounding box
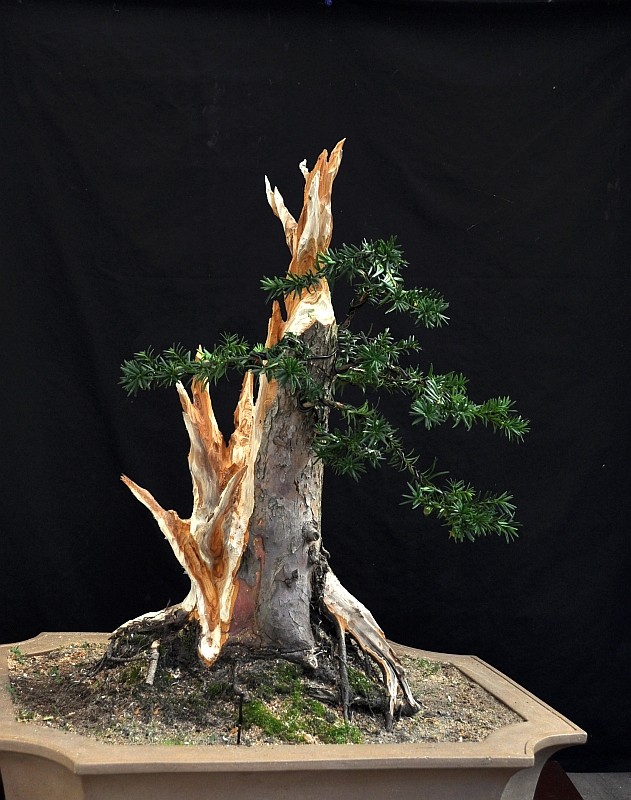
[94,600,413,735]
[332,614,351,722]
[145,640,160,686]
[94,593,195,674]
[323,570,421,730]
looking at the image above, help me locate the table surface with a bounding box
[535,762,583,800]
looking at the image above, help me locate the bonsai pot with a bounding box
[0,633,585,800]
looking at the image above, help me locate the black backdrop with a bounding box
[1,0,630,774]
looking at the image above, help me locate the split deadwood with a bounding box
[145,640,160,686]
[115,140,419,725]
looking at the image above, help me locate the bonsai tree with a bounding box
[114,141,528,729]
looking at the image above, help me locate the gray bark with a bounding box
[236,322,334,665]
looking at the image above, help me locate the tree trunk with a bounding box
[117,141,420,722]
[231,320,334,665]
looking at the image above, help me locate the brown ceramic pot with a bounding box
[0,633,586,800]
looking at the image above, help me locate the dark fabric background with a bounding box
[1,0,629,775]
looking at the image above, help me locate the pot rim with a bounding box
[0,632,586,775]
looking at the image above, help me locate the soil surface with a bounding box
[8,639,523,747]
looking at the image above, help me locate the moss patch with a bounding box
[242,676,362,744]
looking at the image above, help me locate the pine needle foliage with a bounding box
[121,239,529,542]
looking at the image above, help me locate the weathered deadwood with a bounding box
[116,143,344,667]
[145,640,160,686]
[323,571,421,729]
[118,140,419,727]
[118,369,259,666]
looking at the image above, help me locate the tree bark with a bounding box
[231,320,334,665]
[118,140,420,722]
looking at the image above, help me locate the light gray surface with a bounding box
[569,773,631,800]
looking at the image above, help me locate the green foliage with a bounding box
[403,479,519,543]
[120,336,252,396]
[120,333,324,404]
[261,237,449,328]
[410,370,529,441]
[260,271,322,305]
[121,237,529,543]
[312,403,418,480]
[334,328,423,393]
[242,698,288,738]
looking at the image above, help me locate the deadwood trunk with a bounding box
[118,141,419,722]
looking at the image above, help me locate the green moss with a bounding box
[245,660,303,701]
[274,661,302,692]
[243,699,291,738]
[243,682,363,744]
[48,666,63,684]
[204,681,230,700]
[302,696,362,743]
[120,662,144,686]
[347,665,377,697]
[416,658,440,675]
[9,646,26,665]
[317,720,363,744]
